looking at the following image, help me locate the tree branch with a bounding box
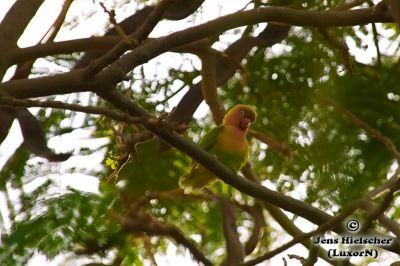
[203,189,244,265]
[199,46,225,124]
[4,36,119,66]
[248,129,292,158]
[317,92,400,162]
[74,0,206,69]
[385,0,400,28]
[378,215,400,239]
[0,0,43,47]
[94,5,392,88]
[84,0,174,76]
[241,164,351,266]
[160,23,291,150]
[97,88,400,255]
[1,6,391,98]
[123,212,213,266]
[0,95,146,125]
[317,27,355,74]
[239,204,264,256]
[0,0,44,77]
[362,176,400,232]
[241,198,365,266]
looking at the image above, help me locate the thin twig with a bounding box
[217,51,249,90]
[203,189,244,265]
[317,92,400,162]
[371,22,381,66]
[0,95,147,125]
[100,2,132,44]
[10,0,72,80]
[85,0,174,76]
[248,129,292,158]
[317,27,355,75]
[41,0,73,43]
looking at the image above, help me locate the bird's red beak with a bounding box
[239,118,252,131]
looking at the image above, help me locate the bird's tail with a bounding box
[178,167,216,193]
[178,174,195,194]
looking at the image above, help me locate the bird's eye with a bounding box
[239,110,244,116]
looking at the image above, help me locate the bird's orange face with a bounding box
[223,104,256,133]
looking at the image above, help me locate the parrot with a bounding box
[179,104,256,192]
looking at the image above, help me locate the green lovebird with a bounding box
[179,104,256,192]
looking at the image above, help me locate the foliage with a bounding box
[0,0,400,265]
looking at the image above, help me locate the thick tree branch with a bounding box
[0,0,44,77]
[74,0,206,69]
[385,0,400,28]
[0,6,391,97]
[0,69,89,99]
[5,36,120,66]
[6,36,222,67]
[0,0,43,47]
[94,5,392,87]
[303,243,319,266]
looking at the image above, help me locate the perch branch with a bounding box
[98,88,400,255]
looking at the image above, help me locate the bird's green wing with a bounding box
[198,125,224,151]
[187,125,223,169]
